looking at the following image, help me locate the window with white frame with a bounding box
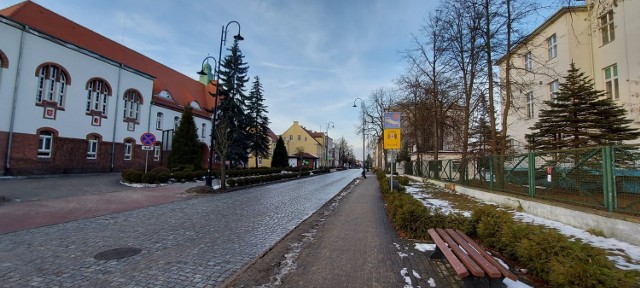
[85,78,110,114]
[604,64,619,99]
[526,91,534,119]
[124,140,133,160]
[87,136,98,159]
[174,117,180,130]
[524,52,532,72]
[289,135,293,141]
[201,123,206,138]
[298,135,301,141]
[156,112,163,130]
[549,80,559,101]
[153,144,161,161]
[547,34,557,60]
[600,11,615,45]
[123,89,142,121]
[38,131,53,158]
[36,64,68,107]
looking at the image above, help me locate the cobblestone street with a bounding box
[0,170,362,287]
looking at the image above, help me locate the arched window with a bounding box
[38,131,54,158]
[124,139,134,160]
[156,112,163,130]
[174,116,180,130]
[35,63,69,107]
[123,89,143,121]
[87,135,100,159]
[85,78,111,115]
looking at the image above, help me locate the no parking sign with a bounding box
[140,132,156,146]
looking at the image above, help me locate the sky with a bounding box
[0,0,440,161]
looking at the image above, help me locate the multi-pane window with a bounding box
[38,131,53,158]
[201,123,206,138]
[124,140,133,160]
[87,137,98,159]
[600,11,615,45]
[549,80,559,101]
[36,64,67,107]
[156,112,163,130]
[524,52,532,72]
[153,144,161,161]
[547,34,557,60]
[604,64,619,99]
[86,79,110,114]
[123,89,142,120]
[174,117,180,130]
[289,135,293,141]
[526,91,534,119]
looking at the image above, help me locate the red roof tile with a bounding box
[0,1,218,114]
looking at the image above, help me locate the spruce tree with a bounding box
[271,136,289,168]
[168,106,202,169]
[527,63,640,150]
[217,40,250,166]
[246,76,271,167]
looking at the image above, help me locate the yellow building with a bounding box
[498,0,640,151]
[280,121,324,168]
[247,129,278,168]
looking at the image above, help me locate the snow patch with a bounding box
[427,277,436,287]
[415,243,436,252]
[400,268,412,288]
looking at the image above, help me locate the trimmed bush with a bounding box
[141,172,157,184]
[157,172,170,183]
[150,167,170,175]
[173,171,186,182]
[128,169,143,183]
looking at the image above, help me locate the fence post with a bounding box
[489,156,494,190]
[602,146,616,212]
[528,152,536,197]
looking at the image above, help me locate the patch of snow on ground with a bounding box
[427,277,436,287]
[412,269,421,279]
[513,211,640,270]
[415,243,437,252]
[401,268,412,288]
[405,185,471,217]
[398,251,409,258]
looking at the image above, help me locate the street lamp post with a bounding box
[200,21,244,187]
[353,98,365,177]
[198,56,217,186]
[324,121,334,167]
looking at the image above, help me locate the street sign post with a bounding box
[140,132,156,173]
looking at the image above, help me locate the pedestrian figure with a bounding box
[361,169,366,179]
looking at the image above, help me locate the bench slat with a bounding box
[456,230,518,281]
[435,228,485,277]
[446,229,501,278]
[428,229,469,278]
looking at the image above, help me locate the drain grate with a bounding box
[94,247,142,260]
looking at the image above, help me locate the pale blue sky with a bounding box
[1,0,560,160]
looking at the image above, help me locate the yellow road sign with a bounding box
[384,129,401,150]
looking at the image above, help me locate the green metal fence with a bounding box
[414,145,640,216]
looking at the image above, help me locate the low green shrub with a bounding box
[157,172,170,183]
[128,169,143,183]
[227,178,237,187]
[141,172,157,184]
[173,171,186,182]
[150,167,170,174]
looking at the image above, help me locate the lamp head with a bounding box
[234,33,244,41]
[197,68,207,76]
[352,104,357,108]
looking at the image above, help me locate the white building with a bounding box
[498,0,640,151]
[0,1,220,175]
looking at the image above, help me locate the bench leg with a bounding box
[429,247,444,260]
[489,277,504,288]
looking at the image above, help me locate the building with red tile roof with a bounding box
[0,1,222,175]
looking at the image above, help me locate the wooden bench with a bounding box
[428,228,517,288]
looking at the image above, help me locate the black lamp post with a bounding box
[198,56,217,187]
[324,121,334,167]
[200,21,244,187]
[353,98,365,175]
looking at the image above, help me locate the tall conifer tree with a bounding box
[271,136,289,168]
[217,40,250,166]
[168,106,202,169]
[246,76,271,167]
[527,63,640,150]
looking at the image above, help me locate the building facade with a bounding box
[500,0,640,151]
[0,1,219,175]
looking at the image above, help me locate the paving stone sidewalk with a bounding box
[278,174,462,288]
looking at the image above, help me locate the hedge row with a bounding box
[373,169,639,288]
[121,167,205,184]
[226,171,311,187]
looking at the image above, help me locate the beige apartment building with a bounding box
[499,0,639,152]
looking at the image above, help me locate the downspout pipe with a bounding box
[5,25,27,176]
[110,64,123,172]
